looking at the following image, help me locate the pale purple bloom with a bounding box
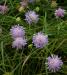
[47,55,63,72]
[25,11,39,24]
[55,8,65,18]
[10,25,25,39]
[12,37,27,49]
[32,32,48,48]
[0,5,8,14]
[20,1,28,8]
[29,0,35,3]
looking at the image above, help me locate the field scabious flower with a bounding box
[10,25,25,39]
[20,0,28,8]
[12,37,27,49]
[32,32,48,48]
[0,5,8,14]
[55,8,65,18]
[47,55,63,72]
[25,11,39,24]
[29,0,35,3]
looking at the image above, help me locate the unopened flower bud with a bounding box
[51,1,57,8]
[18,6,25,12]
[35,7,40,12]
[28,44,33,49]
[16,17,21,22]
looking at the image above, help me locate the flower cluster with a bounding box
[10,25,27,49]
[12,37,27,49]
[55,8,65,18]
[47,55,63,72]
[32,32,48,48]
[0,5,8,14]
[20,0,28,8]
[10,25,25,39]
[25,11,39,24]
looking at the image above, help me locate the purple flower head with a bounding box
[10,25,25,39]
[20,0,28,8]
[29,0,35,3]
[32,32,48,48]
[55,8,65,18]
[12,37,27,49]
[25,11,39,24]
[0,5,8,14]
[47,55,63,72]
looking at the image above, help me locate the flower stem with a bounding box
[43,11,47,34]
[4,0,7,5]
[45,47,48,75]
[1,41,6,72]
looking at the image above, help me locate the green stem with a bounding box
[45,58,48,75]
[4,0,7,5]
[29,24,31,34]
[43,11,47,33]
[43,11,48,75]
[13,50,18,60]
[45,47,48,75]
[1,41,6,72]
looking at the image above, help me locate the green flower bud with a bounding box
[51,1,57,8]
[18,6,25,12]
[28,44,33,49]
[16,17,21,22]
[35,7,40,12]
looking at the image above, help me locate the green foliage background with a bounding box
[0,0,67,75]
